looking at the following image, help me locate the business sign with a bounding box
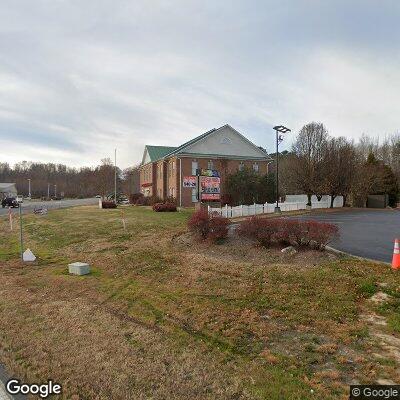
[183,176,197,188]
[200,169,220,177]
[200,176,220,201]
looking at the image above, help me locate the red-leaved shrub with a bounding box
[188,209,210,239]
[304,220,339,248]
[208,216,229,243]
[152,202,177,212]
[237,217,338,249]
[102,201,117,209]
[188,209,229,242]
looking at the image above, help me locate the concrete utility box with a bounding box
[68,262,90,275]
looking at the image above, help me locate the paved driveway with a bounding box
[0,198,98,216]
[294,209,400,263]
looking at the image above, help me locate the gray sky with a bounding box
[1,0,400,168]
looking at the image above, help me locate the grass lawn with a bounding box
[0,205,399,399]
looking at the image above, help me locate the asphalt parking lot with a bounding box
[295,209,400,263]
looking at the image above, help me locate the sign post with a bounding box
[8,207,12,231]
[19,204,23,261]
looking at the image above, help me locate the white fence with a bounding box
[209,197,342,218]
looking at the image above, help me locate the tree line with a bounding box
[224,122,399,207]
[281,122,399,207]
[0,159,140,199]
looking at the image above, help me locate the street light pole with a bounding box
[273,125,291,214]
[114,148,117,205]
[27,178,31,198]
[47,183,50,199]
[54,184,57,198]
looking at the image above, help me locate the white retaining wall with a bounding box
[285,195,343,207]
[209,197,342,218]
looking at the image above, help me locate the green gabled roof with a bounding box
[146,145,177,162]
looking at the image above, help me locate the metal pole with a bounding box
[276,129,279,208]
[47,183,50,199]
[114,148,117,205]
[19,204,23,261]
[28,179,31,198]
[54,184,57,198]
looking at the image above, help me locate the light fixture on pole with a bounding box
[273,125,291,214]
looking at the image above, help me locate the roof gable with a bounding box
[142,145,177,164]
[166,125,270,159]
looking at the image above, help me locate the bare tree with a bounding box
[290,122,329,205]
[323,137,357,207]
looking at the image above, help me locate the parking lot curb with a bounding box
[325,246,392,266]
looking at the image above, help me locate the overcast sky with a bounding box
[1,1,399,168]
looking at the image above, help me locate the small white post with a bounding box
[98,198,102,209]
[225,204,228,218]
[8,208,12,231]
[240,204,243,217]
[208,205,210,215]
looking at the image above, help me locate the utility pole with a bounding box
[27,178,31,198]
[114,148,117,205]
[47,183,50,199]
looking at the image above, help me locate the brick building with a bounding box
[139,124,272,207]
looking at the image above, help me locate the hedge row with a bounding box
[187,211,339,248]
[237,217,339,249]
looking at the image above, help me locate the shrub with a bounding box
[152,202,177,212]
[208,216,229,243]
[188,209,229,242]
[237,217,338,249]
[164,196,177,205]
[102,201,117,209]
[237,217,281,247]
[304,220,339,248]
[188,209,210,239]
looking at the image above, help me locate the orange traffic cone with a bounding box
[392,239,400,270]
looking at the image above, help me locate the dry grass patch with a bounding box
[0,206,399,399]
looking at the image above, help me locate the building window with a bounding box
[192,188,197,203]
[207,160,213,170]
[239,162,244,171]
[192,160,198,175]
[171,187,175,198]
[253,163,259,173]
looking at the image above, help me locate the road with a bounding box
[294,209,400,263]
[0,198,98,216]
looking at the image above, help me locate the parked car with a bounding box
[1,197,19,208]
[95,195,101,198]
